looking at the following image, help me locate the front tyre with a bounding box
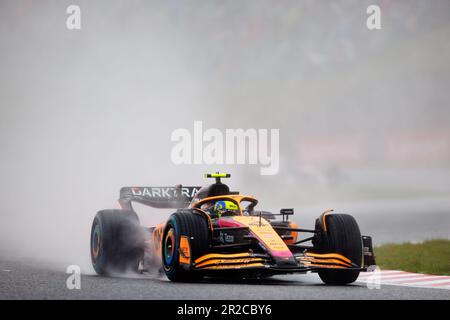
[90,209,145,276]
[314,213,363,285]
[162,211,210,282]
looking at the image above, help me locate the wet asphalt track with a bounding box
[0,260,449,300]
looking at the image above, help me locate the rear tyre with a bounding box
[314,214,362,285]
[162,211,210,282]
[90,209,145,276]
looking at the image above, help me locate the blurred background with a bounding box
[0,0,449,272]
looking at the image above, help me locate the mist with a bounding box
[0,1,449,273]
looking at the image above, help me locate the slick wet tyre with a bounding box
[314,214,363,285]
[90,209,145,275]
[162,211,210,282]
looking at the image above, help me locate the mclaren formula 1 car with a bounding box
[90,173,376,284]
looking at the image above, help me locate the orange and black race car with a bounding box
[90,173,376,284]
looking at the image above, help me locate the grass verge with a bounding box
[374,239,450,276]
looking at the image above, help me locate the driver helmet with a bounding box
[213,200,239,217]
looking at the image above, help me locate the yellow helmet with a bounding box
[213,200,239,217]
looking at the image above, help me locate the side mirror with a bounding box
[280,208,294,221]
[280,208,294,215]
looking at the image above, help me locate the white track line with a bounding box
[358,270,404,277]
[357,270,450,290]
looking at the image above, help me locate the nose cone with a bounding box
[273,255,298,268]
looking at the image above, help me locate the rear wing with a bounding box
[119,186,201,210]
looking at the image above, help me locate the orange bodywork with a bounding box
[179,236,191,265]
[284,222,298,244]
[150,223,165,260]
[195,252,253,264]
[147,195,358,273]
[321,209,334,232]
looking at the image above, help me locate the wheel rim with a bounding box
[163,228,176,265]
[91,224,101,261]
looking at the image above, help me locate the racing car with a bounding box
[90,173,376,284]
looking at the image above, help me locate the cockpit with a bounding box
[191,195,259,218]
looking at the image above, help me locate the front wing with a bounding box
[191,252,366,274]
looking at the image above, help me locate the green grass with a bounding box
[374,239,450,276]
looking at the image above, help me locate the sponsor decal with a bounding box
[219,232,235,244]
[130,187,201,199]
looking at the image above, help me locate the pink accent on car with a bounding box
[270,250,294,258]
[217,218,243,228]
